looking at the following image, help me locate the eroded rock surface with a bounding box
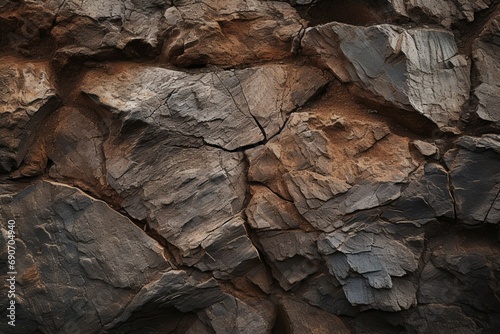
[302,23,470,129]
[0,58,58,172]
[1,0,500,333]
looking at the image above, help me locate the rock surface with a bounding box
[0,58,58,172]
[1,0,500,333]
[473,14,500,124]
[301,22,470,129]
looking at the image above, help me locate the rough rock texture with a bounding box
[0,58,58,172]
[473,14,500,124]
[1,0,500,333]
[388,0,493,27]
[301,23,470,129]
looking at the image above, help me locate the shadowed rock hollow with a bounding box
[1,0,500,333]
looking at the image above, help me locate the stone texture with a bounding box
[473,14,500,124]
[81,63,327,151]
[2,1,500,333]
[383,163,455,223]
[301,23,470,129]
[198,294,276,334]
[276,297,351,334]
[318,221,424,311]
[447,134,500,225]
[388,0,492,27]
[0,181,223,333]
[413,140,438,157]
[162,0,305,67]
[248,110,417,232]
[0,58,58,172]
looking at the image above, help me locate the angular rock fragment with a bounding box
[472,14,500,124]
[301,23,470,129]
[404,305,479,334]
[318,221,424,311]
[198,294,276,334]
[162,0,304,67]
[82,63,327,150]
[388,0,492,27]
[257,230,321,290]
[0,59,58,172]
[447,134,500,225]
[383,163,455,223]
[0,181,168,332]
[419,225,500,317]
[301,273,359,317]
[413,140,438,157]
[248,110,416,231]
[276,297,350,334]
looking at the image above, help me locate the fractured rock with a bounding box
[318,221,424,311]
[383,163,455,223]
[82,63,327,150]
[472,14,500,124]
[447,134,500,225]
[198,294,276,334]
[301,23,470,129]
[162,0,305,67]
[0,181,169,332]
[276,297,350,334]
[388,0,492,27]
[0,58,58,172]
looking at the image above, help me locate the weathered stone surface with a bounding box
[46,107,108,192]
[318,221,424,311]
[473,14,500,124]
[301,273,359,317]
[419,227,500,316]
[413,140,438,157]
[246,185,309,231]
[82,63,327,150]
[257,230,321,290]
[382,163,455,223]
[0,59,58,172]
[3,1,500,332]
[162,0,305,67]
[403,304,479,334]
[447,134,500,225]
[198,294,276,334]
[276,297,350,334]
[0,181,167,332]
[248,109,417,231]
[301,23,470,129]
[389,0,492,27]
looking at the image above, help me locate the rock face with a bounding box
[1,0,500,333]
[301,23,470,129]
[0,58,58,172]
[473,14,500,124]
[388,0,493,27]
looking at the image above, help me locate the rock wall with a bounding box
[1,0,499,333]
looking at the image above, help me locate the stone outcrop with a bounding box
[1,0,500,333]
[301,22,470,130]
